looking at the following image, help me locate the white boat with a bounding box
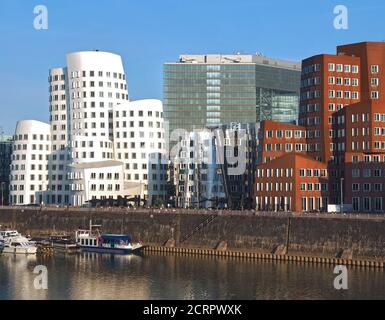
[0,230,38,255]
[0,230,21,239]
[75,221,144,254]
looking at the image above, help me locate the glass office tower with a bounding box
[0,135,13,205]
[164,54,301,135]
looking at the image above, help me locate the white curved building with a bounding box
[10,51,167,206]
[10,120,51,205]
[113,100,168,205]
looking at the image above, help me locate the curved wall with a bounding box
[9,120,51,205]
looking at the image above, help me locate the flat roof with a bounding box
[166,54,301,71]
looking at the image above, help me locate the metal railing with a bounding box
[0,205,385,221]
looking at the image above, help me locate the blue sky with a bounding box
[0,0,384,134]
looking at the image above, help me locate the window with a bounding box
[371,91,379,99]
[328,63,335,72]
[371,78,379,86]
[353,197,360,211]
[371,65,379,73]
[352,65,359,73]
[301,198,307,212]
[352,169,360,178]
[363,197,371,211]
[375,197,383,211]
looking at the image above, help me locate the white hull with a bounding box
[3,246,37,255]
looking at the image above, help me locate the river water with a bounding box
[0,252,384,300]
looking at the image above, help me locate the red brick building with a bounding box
[256,42,385,212]
[255,153,328,212]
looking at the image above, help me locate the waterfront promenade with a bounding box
[2,205,385,221]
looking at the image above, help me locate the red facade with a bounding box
[256,42,385,212]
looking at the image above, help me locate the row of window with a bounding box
[352,183,384,192]
[90,173,120,180]
[67,91,128,100]
[115,110,163,118]
[69,81,126,90]
[328,77,359,86]
[352,168,385,178]
[13,144,50,152]
[255,182,293,192]
[352,155,385,163]
[265,130,306,139]
[73,184,121,192]
[328,90,360,99]
[374,114,385,122]
[352,197,383,212]
[68,70,125,80]
[115,121,162,129]
[301,76,360,88]
[11,174,62,182]
[265,143,307,152]
[116,141,163,149]
[49,74,65,82]
[256,168,294,178]
[300,183,328,191]
[115,131,163,139]
[14,134,50,141]
[327,63,360,73]
[12,154,48,162]
[299,168,328,177]
[71,101,114,109]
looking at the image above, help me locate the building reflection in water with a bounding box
[1,252,385,300]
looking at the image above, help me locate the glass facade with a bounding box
[164,58,300,136]
[0,136,13,205]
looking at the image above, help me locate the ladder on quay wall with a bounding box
[179,214,218,244]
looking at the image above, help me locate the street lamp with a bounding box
[340,177,344,213]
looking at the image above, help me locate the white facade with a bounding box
[113,100,168,205]
[10,51,167,206]
[10,120,51,205]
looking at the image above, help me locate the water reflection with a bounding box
[1,252,385,300]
